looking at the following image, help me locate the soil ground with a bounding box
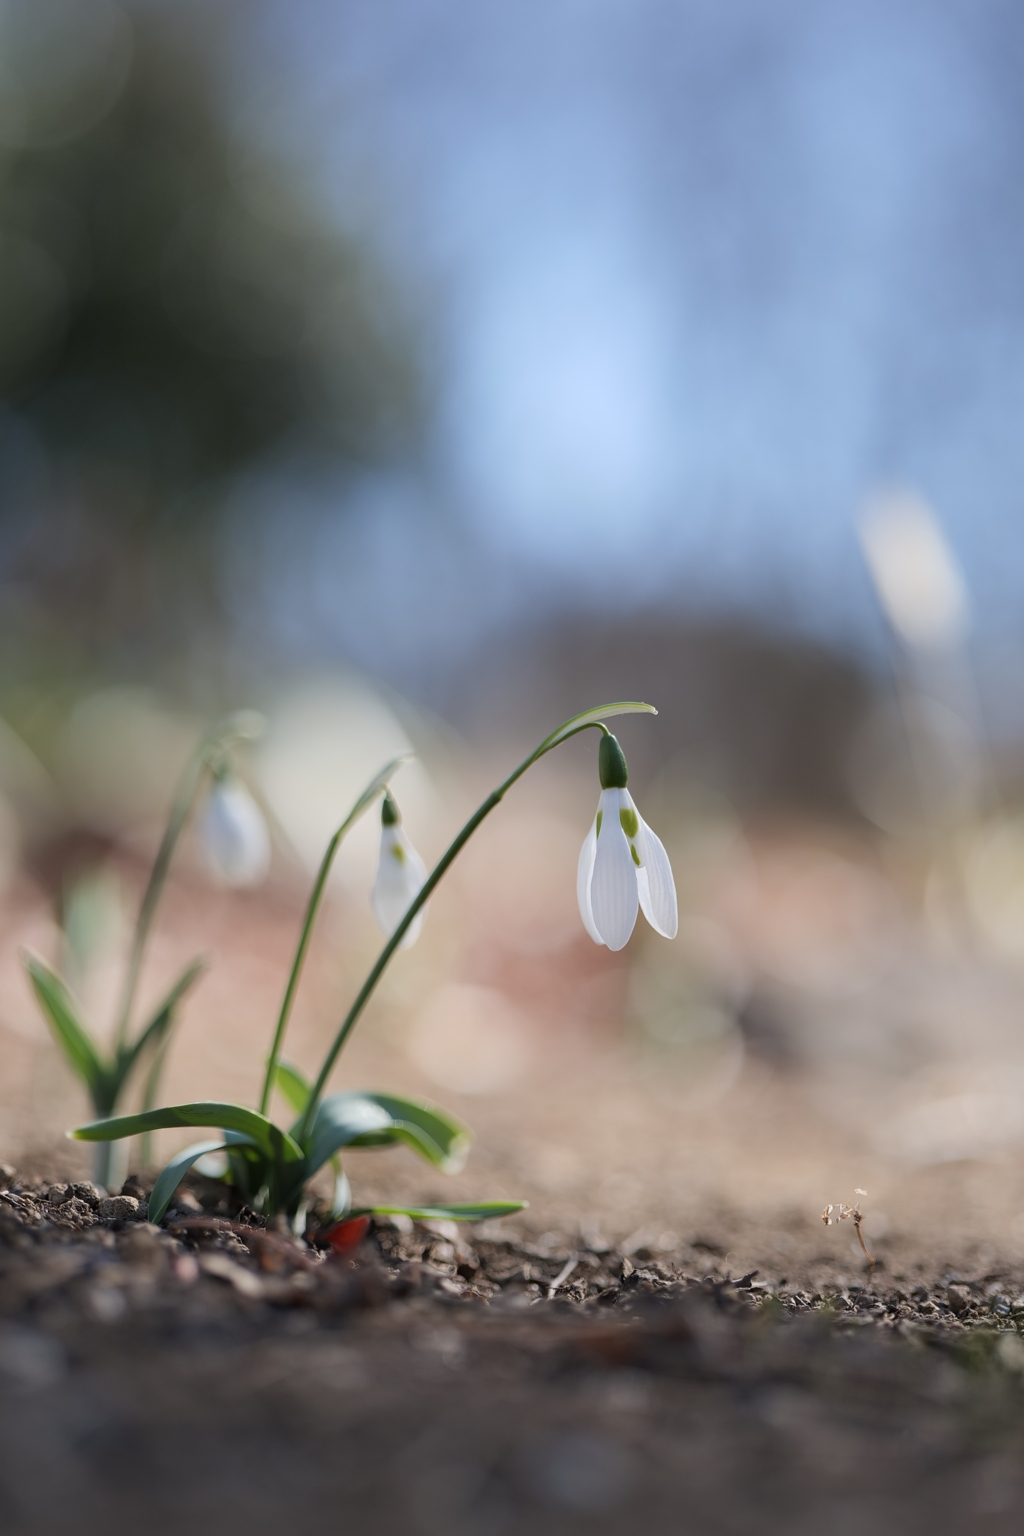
[5,812,1024,1532]
[3,1171,1024,1535]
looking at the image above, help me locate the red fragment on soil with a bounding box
[324,1215,371,1255]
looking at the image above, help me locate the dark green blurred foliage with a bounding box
[0,0,419,677]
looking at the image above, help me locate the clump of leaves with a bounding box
[26,955,202,1131]
[24,711,263,1188]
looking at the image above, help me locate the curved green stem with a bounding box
[259,830,342,1116]
[113,710,262,1053]
[297,717,618,1147]
[258,755,411,1116]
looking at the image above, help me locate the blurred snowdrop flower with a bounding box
[198,775,271,887]
[858,491,968,651]
[372,793,427,947]
[577,734,677,951]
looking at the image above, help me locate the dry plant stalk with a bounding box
[822,1188,875,1280]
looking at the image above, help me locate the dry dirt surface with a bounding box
[1,1174,1024,1533]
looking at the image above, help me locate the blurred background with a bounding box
[3,0,1024,1260]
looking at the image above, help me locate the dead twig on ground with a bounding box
[822,1189,875,1281]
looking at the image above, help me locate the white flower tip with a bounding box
[199,780,271,887]
[585,788,639,950]
[578,788,676,947]
[372,823,427,945]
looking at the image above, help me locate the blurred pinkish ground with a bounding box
[5,738,1024,1278]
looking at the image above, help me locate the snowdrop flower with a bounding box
[577,733,677,951]
[372,793,427,947]
[198,775,271,887]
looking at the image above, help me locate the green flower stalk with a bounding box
[71,702,661,1226]
[257,757,410,1118]
[24,710,265,1190]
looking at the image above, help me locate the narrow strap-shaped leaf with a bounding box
[536,702,656,754]
[116,958,206,1083]
[24,955,108,1104]
[358,1093,470,1173]
[379,1123,466,1171]
[223,1127,261,1148]
[148,1139,242,1225]
[274,1061,312,1116]
[354,1201,527,1222]
[302,1092,395,1176]
[342,754,413,826]
[303,1091,472,1176]
[70,1102,304,1164]
[341,1120,456,1166]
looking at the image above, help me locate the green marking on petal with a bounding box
[630,844,642,867]
[619,807,639,839]
[390,844,406,864]
[595,810,603,837]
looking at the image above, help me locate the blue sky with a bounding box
[237,0,1024,689]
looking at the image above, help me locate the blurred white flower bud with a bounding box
[198,777,271,887]
[371,794,426,948]
[858,491,969,651]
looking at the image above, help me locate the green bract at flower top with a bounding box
[23,710,267,1191]
[70,701,668,1229]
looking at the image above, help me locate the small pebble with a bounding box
[97,1195,140,1222]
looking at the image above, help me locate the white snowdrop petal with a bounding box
[589,790,639,951]
[372,826,427,947]
[635,813,678,938]
[199,781,271,887]
[576,818,603,945]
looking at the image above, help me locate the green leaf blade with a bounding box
[303,1091,472,1177]
[274,1061,313,1116]
[358,1093,470,1173]
[147,1139,236,1225]
[71,1102,304,1164]
[538,702,657,753]
[361,1201,527,1222]
[302,1092,396,1174]
[24,955,108,1105]
[341,754,413,829]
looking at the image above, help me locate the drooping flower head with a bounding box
[198,773,272,888]
[371,792,427,948]
[577,733,677,950]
